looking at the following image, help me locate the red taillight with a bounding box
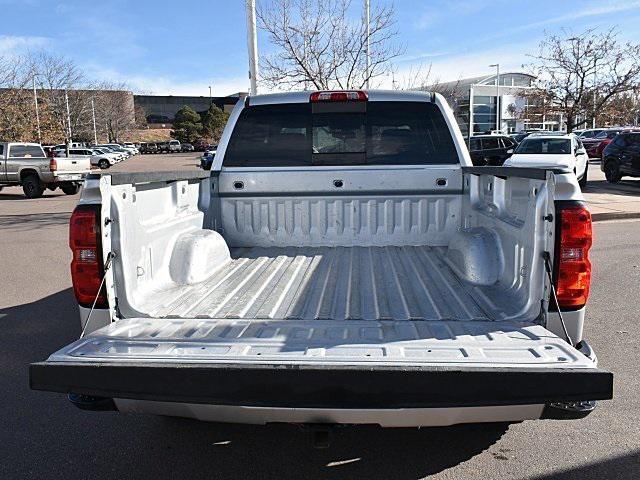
[49,158,57,172]
[555,205,592,309]
[310,90,368,102]
[69,205,107,308]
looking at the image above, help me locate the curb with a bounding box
[591,211,640,222]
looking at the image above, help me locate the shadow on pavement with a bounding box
[0,212,71,230]
[584,179,640,196]
[531,449,640,480]
[2,288,510,480]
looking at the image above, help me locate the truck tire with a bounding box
[61,183,81,195]
[22,174,45,198]
[99,159,110,169]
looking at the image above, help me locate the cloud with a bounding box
[0,35,49,56]
[509,0,640,33]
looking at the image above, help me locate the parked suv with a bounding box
[139,142,156,154]
[601,132,640,183]
[468,135,516,166]
[168,140,181,152]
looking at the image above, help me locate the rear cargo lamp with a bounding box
[555,204,592,309]
[69,205,107,308]
[49,158,57,172]
[310,90,368,102]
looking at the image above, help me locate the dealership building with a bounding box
[429,72,562,137]
[134,93,247,126]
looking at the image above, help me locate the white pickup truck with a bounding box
[31,91,612,427]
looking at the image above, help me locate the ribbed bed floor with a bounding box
[148,246,490,321]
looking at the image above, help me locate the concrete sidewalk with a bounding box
[583,162,640,221]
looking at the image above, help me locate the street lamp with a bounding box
[489,64,500,132]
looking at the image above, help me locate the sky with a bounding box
[2,0,640,96]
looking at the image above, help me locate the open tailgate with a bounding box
[30,318,612,409]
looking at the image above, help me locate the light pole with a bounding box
[209,85,212,102]
[64,90,72,154]
[32,74,41,143]
[365,0,370,89]
[245,0,258,95]
[91,98,98,145]
[489,64,500,132]
[592,60,597,129]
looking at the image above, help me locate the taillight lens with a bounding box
[69,205,107,308]
[310,90,368,102]
[555,204,592,309]
[49,158,57,171]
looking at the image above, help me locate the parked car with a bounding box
[91,148,122,165]
[0,142,89,197]
[168,140,181,153]
[580,128,635,158]
[594,128,640,159]
[97,144,131,158]
[576,128,606,139]
[123,142,139,154]
[56,148,117,170]
[199,145,217,170]
[468,135,516,166]
[156,141,170,153]
[194,139,209,151]
[95,146,127,161]
[31,90,612,428]
[504,133,589,188]
[601,131,640,183]
[141,142,158,154]
[181,143,194,152]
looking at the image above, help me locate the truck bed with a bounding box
[146,246,490,321]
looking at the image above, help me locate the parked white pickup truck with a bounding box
[31,91,612,427]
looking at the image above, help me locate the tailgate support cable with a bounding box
[80,251,115,339]
[543,251,573,347]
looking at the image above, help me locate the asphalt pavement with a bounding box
[0,154,639,479]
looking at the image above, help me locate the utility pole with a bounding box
[489,64,500,132]
[209,85,212,102]
[91,98,98,145]
[365,0,370,89]
[32,75,41,143]
[245,0,259,95]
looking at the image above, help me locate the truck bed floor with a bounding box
[148,246,490,321]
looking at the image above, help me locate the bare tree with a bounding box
[30,52,94,146]
[524,28,640,131]
[93,82,136,142]
[0,55,35,141]
[257,0,403,90]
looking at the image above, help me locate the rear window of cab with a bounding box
[223,102,459,167]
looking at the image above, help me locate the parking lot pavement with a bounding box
[108,152,201,173]
[583,161,640,221]
[1,155,639,479]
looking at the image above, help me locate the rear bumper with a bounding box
[30,361,613,410]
